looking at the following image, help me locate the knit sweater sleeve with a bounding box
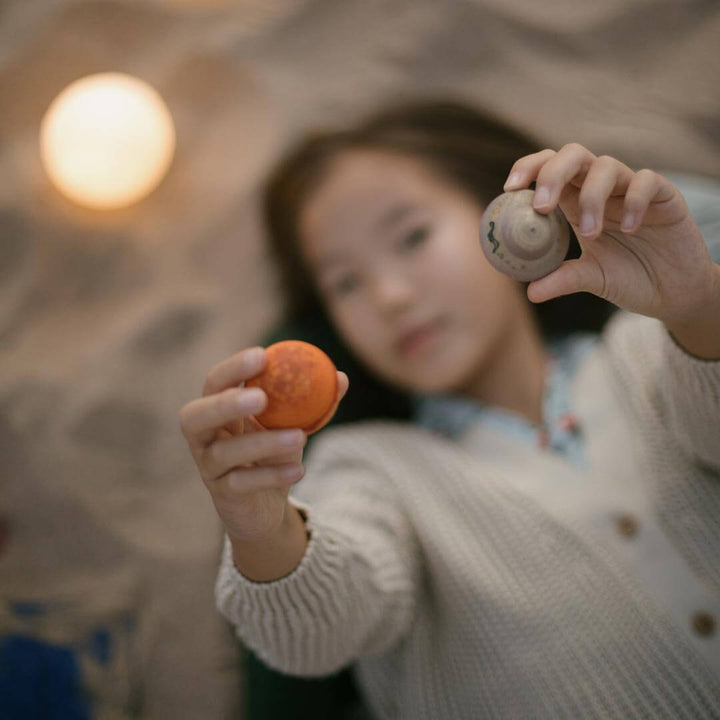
[607,312,720,469]
[659,324,720,468]
[214,425,420,677]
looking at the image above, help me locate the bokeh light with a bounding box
[40,72,176,210]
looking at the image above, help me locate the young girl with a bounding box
[179,100,720,719]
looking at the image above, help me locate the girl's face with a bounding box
[299,149,530,395]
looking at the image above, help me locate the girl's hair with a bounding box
[261,97,616,429]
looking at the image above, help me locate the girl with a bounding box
[179,100,720,719]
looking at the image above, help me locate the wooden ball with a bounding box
[479,189,570,281]
[245,340,339,434]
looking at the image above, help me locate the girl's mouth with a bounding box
[397,319,443,357]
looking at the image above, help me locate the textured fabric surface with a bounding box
[216,311,720,719]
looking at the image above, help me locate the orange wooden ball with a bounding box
[245,340,339,434]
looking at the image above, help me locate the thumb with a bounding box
[526,257,605,304]
[337,371,350,401]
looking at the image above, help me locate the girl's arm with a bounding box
[661,262,720,360]
[659,318,720,468]
[215,429,420,677]
[505,145,720,466]
[227,500,309,582]
[606,311,720,470]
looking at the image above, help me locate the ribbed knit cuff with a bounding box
[214,499,358,675]
[215,497,327,600]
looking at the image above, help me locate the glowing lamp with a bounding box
[40,73,176,209]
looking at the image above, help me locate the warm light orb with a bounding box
[40,73,176,209]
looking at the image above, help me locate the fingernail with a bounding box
[280,464,305,482]
[246,347,265,365]
[580,213,596,236]
[534,186,550,207]
[621,212,635,231]
[504,172,522,189]
[238,387,265,413]
[278,429,305,447]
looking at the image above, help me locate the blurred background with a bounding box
[1,1,719,718]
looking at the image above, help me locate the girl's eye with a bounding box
[399,226,430,251]
[329,274,361,297]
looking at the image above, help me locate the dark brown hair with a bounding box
[260,97,615,426]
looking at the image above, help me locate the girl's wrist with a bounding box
[663,265,720,360]
[229,504,309,582]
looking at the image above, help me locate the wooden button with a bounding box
[691,611,716,638]
[616,513,639,538]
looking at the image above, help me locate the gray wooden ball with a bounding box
[479,189,570,281]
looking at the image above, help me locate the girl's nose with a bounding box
[370,268,415,314]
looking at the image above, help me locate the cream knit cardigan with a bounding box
[216,312,720,719]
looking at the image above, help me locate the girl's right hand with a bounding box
[179,346,349,544]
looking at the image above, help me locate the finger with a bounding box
[532,143,597,213]
[576,156,634,240]
[216,462,306,494]
[527,257,606,304]
[203,428,307,479]
[337,370,349,400]
[620,169,675,233]
[504,149,557,191]
[202,346,266,397]
[179,386,267,449]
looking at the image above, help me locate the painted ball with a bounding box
[245,340,339,434]
[479,189,570,281]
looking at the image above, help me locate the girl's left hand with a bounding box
[504,143,720,334]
